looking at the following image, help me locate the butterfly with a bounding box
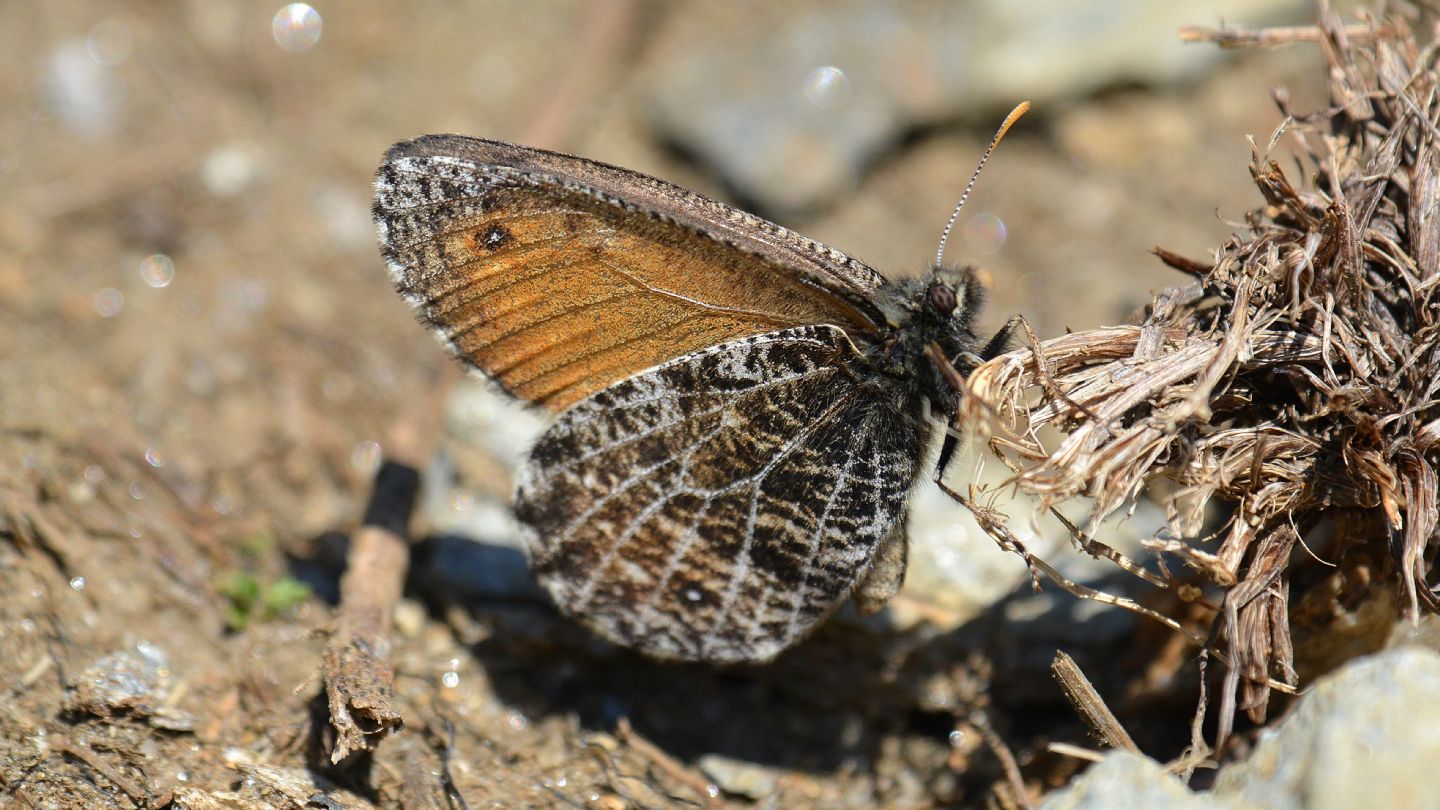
[373,103,1028,663]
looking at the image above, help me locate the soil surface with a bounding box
[1,3,1328,807]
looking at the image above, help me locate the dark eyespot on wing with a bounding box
[515,325,923,663]
[479,224,511,251]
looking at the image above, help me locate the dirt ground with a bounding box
[0,3,1333,808]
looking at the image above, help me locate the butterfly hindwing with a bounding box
[374,136,888,411]
[516,325,923,662]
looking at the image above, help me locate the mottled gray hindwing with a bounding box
[516,325,922,662]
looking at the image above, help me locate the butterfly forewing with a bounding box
[375,136,887,410]
[517,325,921,662]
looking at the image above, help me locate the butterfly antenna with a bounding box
[934,100,1031,270]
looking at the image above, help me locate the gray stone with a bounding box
[1213,646,1440,810]
[646,0,1306,214]
[1039,646,1440,808]
[65,642,171,719]
[1037,751,1220,810]
[698,753,780,800]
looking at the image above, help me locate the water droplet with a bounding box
[948,729,965,746]
[803,65,850,111]
[507,712,528,730]
[128,481,145,500]
[84,465,105,484]
[138,254,174,288]
[144,446,166,467]
[962,213,1008,256]
[69,576,86,591]
[442,670,460,688]
[94,288,124,317]
[136,641,167,667]
[272,4,322,53]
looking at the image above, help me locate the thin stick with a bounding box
[53,741,151,807]
[1052,652,1140,753]
[935,101,1031,269]
[1179,23,1391,49]
[1045,742,1106,763]
[970,709,1034,810]
[616,717,719,809]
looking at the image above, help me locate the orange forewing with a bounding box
[379,154,879,410]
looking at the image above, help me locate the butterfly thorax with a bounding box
[863,264,986,419]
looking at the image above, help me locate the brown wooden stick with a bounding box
[1051,651,1140,753]
[321,529,412,761]
[53,741,151,807]
[1179,23,1390,49]
[616,717,719,809]
[968,709,1034,810]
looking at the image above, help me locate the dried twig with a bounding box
[1179,22,1392,48]
[53,741,152,807]
[616,717,719,809]
[321,469,414,762]
[1051,652,1139,753]
[969,709,1034,810]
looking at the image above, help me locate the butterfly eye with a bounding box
[927,280,958,316]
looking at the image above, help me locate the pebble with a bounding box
[698,753,779,800]
[64,643,171,719]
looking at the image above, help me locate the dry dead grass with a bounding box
[959,5,1440,758]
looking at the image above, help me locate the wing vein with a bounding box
[704,389,858,657]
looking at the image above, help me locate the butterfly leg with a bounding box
[980,313,1025,361]
[932,314,1025,481]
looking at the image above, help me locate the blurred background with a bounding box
[0,1,1334,806]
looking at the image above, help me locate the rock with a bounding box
[1212,646,1440,810]
[646,0,1306,214]
[698,753,779,800]
[1037,751,1218,810]
[168,788,262,810]
[883,472,1163,636]
[65,642,171,720]
[1039,646,1440,808]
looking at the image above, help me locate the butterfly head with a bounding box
[926,264,983,321]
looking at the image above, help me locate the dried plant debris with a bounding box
[960,10,1440,755]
